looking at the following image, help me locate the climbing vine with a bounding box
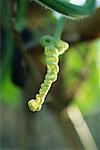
[28,0,96,112]
[28,35,69,112]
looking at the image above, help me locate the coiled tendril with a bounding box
[28,36,69,112]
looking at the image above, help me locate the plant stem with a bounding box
[54,16,65,40]
[0,0,14,84]
[15,0,29,31]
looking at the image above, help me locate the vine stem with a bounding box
[36,0,96,17]
[0,0,14,84]
[54,16,65,40]
[15,0,29,31]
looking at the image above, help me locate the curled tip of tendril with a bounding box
[28,99,42,112]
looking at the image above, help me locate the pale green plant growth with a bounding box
[28,36,69,112]
[28,16,69,112]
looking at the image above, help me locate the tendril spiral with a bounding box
[28,36,69,112]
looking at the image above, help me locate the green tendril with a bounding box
[28,36,69,112]
[28,17,69,112]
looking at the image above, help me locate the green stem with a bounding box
[0,0,13,84]
[15,0,29,31]
[36,0,96,17]
[54,16,65,40]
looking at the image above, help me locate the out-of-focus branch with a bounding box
[63,8,100,44]
[1,0,14,83]
[79,8,100,41]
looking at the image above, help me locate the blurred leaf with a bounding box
[0,71,22,106]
